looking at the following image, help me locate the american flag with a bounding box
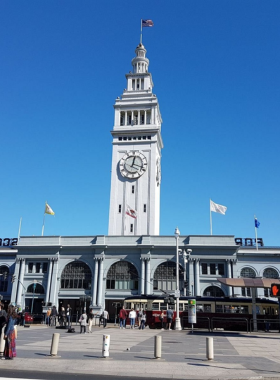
[142,19,154,28]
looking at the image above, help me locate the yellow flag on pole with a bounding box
[45,203,55,215]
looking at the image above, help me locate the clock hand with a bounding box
[132,163,142,168]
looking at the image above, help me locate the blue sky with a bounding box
[1,1,280,246]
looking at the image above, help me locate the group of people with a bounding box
[119,306,146,329]
[79,308,109,333]
[0,303,18,360]
[46,305,72,327]
[46,305,174,332]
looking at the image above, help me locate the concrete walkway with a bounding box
[1,324,280,379]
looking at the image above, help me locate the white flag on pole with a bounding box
[210,200,227,215]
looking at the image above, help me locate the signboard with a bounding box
[271,284,280,297]
[174,290,180,298]
[188,299,196,324]
[235,237,263,247]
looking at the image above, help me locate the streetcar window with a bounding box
[126,303,131,309]
[204,304,211,312]
[184,304,189,311]
[179,304,184,311]
[152,303,160,310]
[216,305,223,313]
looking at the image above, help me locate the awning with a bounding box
[218,278,280,288]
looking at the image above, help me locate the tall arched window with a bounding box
[0,266,9,292]
[240,267,256,278]
[27,283,45,294]
[60,261,92,289]
[263,268,279,279]
[203,286,224,297]
[240,267,256,297]
[106,261,138,290]
[153,261,184,291]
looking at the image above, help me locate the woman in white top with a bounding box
[128,309,136,329]
[79,312,87,334]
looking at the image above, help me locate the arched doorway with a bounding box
[106,261,139,319]
[59,261,92,315]
[25,283,45,314]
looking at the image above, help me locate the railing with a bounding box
[211,317,249,333]
[249,318,280,333]
[182,316,211,331]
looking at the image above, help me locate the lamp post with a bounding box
[174,227,181,330]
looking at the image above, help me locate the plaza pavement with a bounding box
[1,324,280,380]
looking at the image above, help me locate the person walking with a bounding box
[140,311,146,330]
[166,307,174,330]
[2,305,18,360]
[119,306,127,329]
[88,309,95,333]
[50,306,58,327]
[59,307,66,326]
[66,304,72,328]
[159,310,165,330]
[79,311,87,334]
[46,308,51,326]
[129,308,136,329]
[102,309,109,328]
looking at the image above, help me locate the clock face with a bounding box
[119,151,147,179]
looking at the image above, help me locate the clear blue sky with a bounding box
[1,1,280,246]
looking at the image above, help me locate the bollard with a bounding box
[50,333,60,356]
[206,337,214,360]
[102,334,110,358]
[0,326,6,357]
[154,335,162,359]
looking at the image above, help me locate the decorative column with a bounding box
[188,259,194,296]
[10,259,21,304]
[16,258,25,305]
[140,257,145,295]
[97,255,104,307]
[49,256,59,307]
[145,256,151,295]
[195,259,200,296]
[92,258,99,306]
[45,259,54,304]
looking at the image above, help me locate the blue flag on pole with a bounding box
[255,218,260,228]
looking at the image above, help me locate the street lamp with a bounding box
[174,227,181,330]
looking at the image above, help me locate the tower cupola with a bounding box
[131,43,149,73]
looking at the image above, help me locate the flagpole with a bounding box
[140,19,143,44]
[17,217,22,241]
[210,199,213,235]
[254,215,258,251]
[42,202,46,236]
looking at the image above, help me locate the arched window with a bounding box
[203,286,224,297]
[240,267,256,297]
[263,268,279,279]
[27,283,44,294]
[240,267,256,278]
[60,261,92,290]
[106,261,138,290]
[0,266,9,292]
[153,261,184,291]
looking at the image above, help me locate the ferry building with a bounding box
[1,43,280,317]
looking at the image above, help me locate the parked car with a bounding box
[24,312,33,323]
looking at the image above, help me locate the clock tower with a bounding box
[108,43,163,236]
